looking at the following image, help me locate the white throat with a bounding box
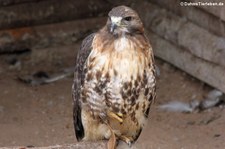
[114,37,130,52]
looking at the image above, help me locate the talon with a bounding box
[107,111,123,123]
[119,135,133,147]
[127,141,132,147]
[117,112,123,118]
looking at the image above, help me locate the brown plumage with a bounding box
[72,5,156,148]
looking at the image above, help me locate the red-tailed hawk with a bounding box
[72,5,156,149]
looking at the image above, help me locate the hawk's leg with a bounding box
[99,112,118,149]
[107,124,117,149]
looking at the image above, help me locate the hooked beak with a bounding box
[109,16,122,33]
[110,23,117,33]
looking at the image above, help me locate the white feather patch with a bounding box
[114,37,130,52]
[111,16,122,24]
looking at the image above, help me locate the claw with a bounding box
[119,135,133,147]
[117,112,123,118]
[107,111,123,123]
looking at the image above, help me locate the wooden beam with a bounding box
[190,0,225,21]
[0,0,45,7]
[148,31,225,94]
[0,17,106,53]
[132,1,225,93]
[0,0,111,30]
[134,1,225,68]
[147,0,225,38]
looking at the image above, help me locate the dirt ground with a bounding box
[0,42,224,149]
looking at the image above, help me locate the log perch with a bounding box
[0,140,144,149]
[0,142,107,149]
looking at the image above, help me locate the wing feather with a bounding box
[72,33,95,141]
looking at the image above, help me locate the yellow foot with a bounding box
[119,136,133,147]
[107,125,116,149]
[107,111,123,123]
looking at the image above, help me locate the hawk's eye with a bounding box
[124,16,132,21]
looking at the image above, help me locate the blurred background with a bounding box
[0,0,224,148]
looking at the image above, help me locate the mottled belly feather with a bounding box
[80,35,155,141]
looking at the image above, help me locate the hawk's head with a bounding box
[107,6,144,36]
